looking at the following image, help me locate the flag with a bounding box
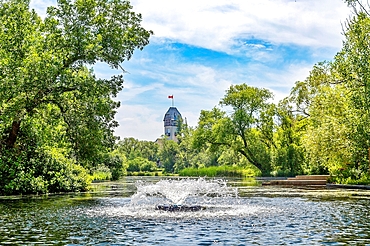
[168,95,173,99]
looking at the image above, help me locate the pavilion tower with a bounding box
[163,106,182,142]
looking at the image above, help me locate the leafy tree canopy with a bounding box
[0,0,152,194]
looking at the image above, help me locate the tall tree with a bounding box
[193,84,274,173]
[332,9,370,174]
[0,0,151,158]
[0,0,152,194]
[286,61,355,175]
[219,84,274,172]
[272,98,305,176]
[159,138,180,173]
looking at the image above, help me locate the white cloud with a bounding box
[29,0,55,18]
[115,105,163,141]
[118,81,164,102]
[131,0,350,52]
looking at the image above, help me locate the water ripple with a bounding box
[0,178,370,245]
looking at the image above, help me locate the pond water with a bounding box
[1,177,370,245]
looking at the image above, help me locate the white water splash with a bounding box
[86,178,279,219]
[130,178,238,206]
[90,203,272,219]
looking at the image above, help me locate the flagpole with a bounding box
[168,95,174,107]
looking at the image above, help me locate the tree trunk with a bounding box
[238,148,262,171]
[6,120,21,149]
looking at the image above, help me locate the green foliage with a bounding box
[0,0,151,194]
[140,159,157,172]
[276,6,370,181]
[271,144,304,176]
[220,84,274,173]
[173,125,217,172]
[0,147,90,195]
[332,12,370,175]
[330,173,370,185]
[115,138,159,162]
[127,157,156,173]
[271,99,306,176]
[159,138,180,173]
[126,159,140,172]
[91,164,112,181]
[101,153,125,180]
[192,84,274,174]
[110,137,162,175]
[179,165,260,178]
[285,60,358,176]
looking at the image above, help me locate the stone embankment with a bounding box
[262,175,330,187]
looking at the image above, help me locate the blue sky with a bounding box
[30,0,352,141]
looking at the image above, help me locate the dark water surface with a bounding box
[1,177,370,245]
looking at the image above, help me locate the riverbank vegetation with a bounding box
[179,166,260,178]
[2,0,370,195]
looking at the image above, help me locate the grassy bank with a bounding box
[91,166,260,181]
[179,166,260,177]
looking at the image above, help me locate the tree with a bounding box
[271,99,305,176]
[159,138,180,173]
[174,124,219,172]
[115,138,159,162]
[219,84,274,172]
[0,0,152,194]
[193,84,274,174]
[0,0,151,151]
[289,61,333,118]
[332,10,370,175]
[303,84,354,174]
[344,0,370,15]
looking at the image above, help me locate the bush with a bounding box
[0,147,91,195]
[127,157,156,172]
[270,169,295,177]
[91,164,112,181]
[104,154,125,181]
[41,153,91,193]
[127,159,140,172]
[330,172,370,185]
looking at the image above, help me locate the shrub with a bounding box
[127,157,156,172]
[270,169,295,177]
[0,147,91,195]
[91,164,112,181]
[330,172,370,185]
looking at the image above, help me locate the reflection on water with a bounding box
[0,177,370,245]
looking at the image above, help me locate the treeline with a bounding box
[2,0,370,195]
